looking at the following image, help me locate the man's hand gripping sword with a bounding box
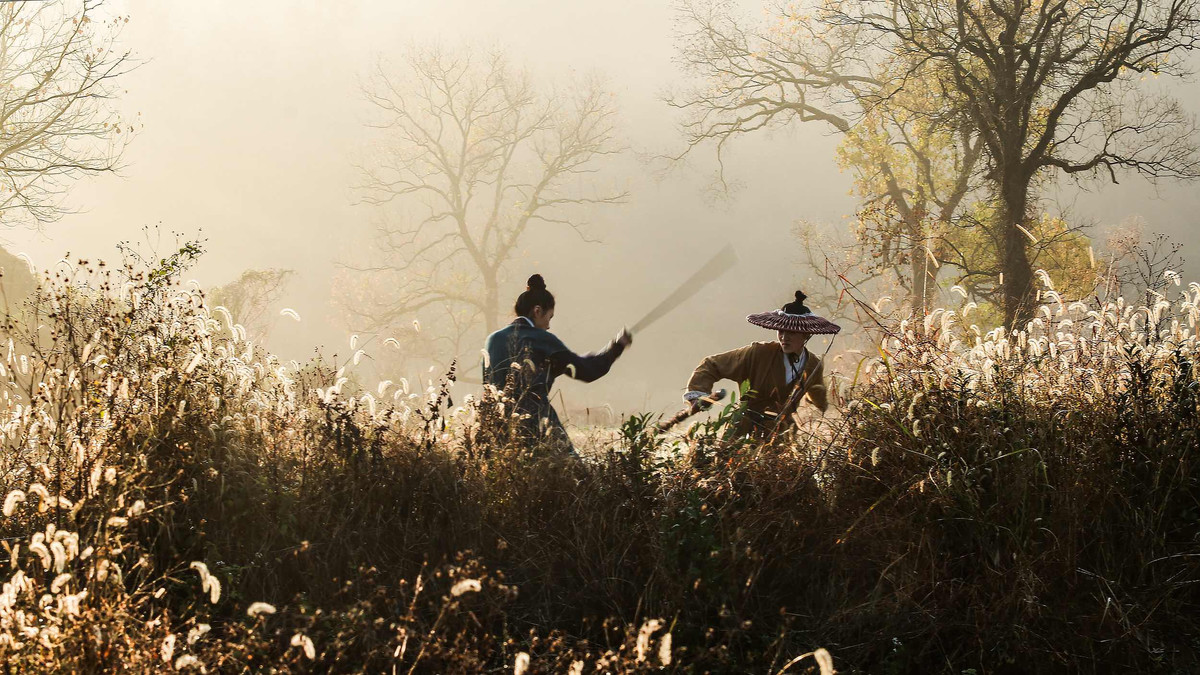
[656,388,727,431]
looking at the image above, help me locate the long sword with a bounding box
[629,244,738,334]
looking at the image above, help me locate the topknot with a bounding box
[781,290,811,315]
[514,273,555,318]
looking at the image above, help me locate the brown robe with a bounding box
[686,341,827,436]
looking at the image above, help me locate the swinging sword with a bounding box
[626,244,738,430]
[629,244,738,334]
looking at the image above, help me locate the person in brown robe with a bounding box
[683,291,840,438]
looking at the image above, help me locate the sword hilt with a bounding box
[692,388,728,411]
[656,388,728,431]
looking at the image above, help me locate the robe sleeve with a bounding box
[686,344,758,395]
[548,339,626,383]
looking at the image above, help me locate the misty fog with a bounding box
[4,0,1199,416]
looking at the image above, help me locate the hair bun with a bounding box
[781,290,811,315]
[526,274,546,291]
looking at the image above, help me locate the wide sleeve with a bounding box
[685,344,758,395]
[802,356,828,413]
[548,338,626,383]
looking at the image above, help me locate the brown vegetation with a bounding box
[0,246,1196,673]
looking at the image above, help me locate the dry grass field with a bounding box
[0,247,1196,673]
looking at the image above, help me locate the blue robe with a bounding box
[483,318,625,450]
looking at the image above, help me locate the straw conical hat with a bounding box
[747,291,841,334]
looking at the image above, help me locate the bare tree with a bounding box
[0,0,134,227]
[825,0,1200,324]
[349,46,626,339]
[669,0,983,315]
[1100,224,1186,304]
[208,268,294,340]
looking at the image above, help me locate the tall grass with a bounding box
[0,249,1195,673]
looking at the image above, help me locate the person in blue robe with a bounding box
[483,274,632,451]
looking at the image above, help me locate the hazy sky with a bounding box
[3,0,1199,413]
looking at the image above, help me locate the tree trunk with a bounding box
[909,242,937,317]
[482,280,499,334]
[997,170,1034,327]
[905,211,938,316]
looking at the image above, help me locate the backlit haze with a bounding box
[4,0,1200,415]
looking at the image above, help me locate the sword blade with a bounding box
[630,244,738,334]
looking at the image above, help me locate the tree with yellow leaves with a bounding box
[670,0,984,315]
[823,0,1200,325]
[672,0,1199,325]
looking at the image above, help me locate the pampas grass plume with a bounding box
[29,541,51,570]
[814,648,834,675]
[635,619,662,663]
[187,624,210,645]
[291,633,316,660]
[161,634,176,663]
[247,602,277,617]
[450,579,481,597]
[3,490,26,517]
